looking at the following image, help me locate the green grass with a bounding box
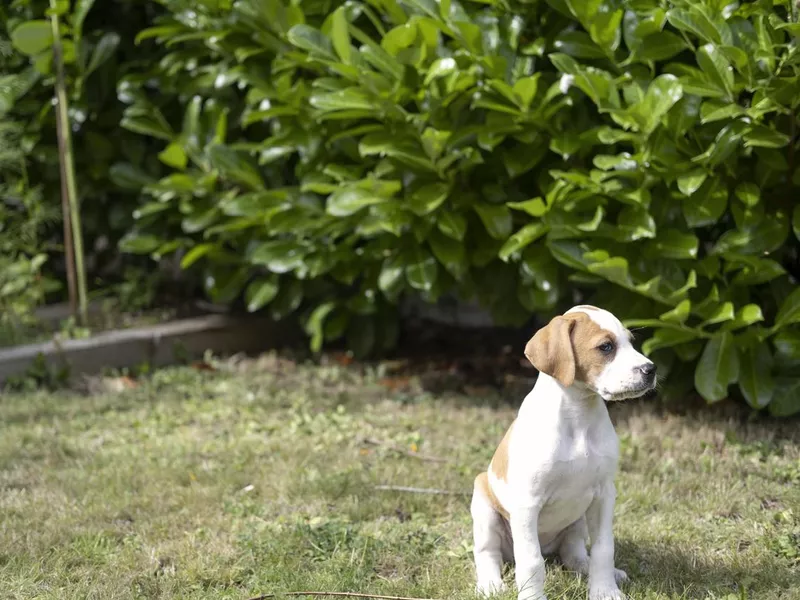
[1,354,798,600]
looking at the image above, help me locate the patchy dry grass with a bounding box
[0,354,798,600]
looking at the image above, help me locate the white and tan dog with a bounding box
[471,305,657,600]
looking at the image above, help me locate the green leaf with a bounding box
[11,21,53,56]
[73,0,97,42]
[246,278,280,312]
[666,269,697,302]
[474,203,512,239]
[660,299,691,324]
[121,114,174,141]
[734,182,759,207]
[330,8,351,63]
[652,229,698,259]
[629,74,683,135]
[732,258,786,286]
[358,133,434,172]
[208,145,263,189]
[553,31,606,59]
[744,125,790,149]
[119,232,162,254]
[775,287,800,328]
[182,207,218,234]
[700,101,744,124]
[222,191,285,217]
[617,206,656,241]
[134,24,184,45]
[429,231,466,279]
[700,302,734,326]
[84,32,120,77]
[695,120,747,167]
[642,328,698,354]
[499,222,548,261]
[677,169,707,196]
[667,95,701,136]
[405,249,438,291]
[328,187,386,216]
[381,23,417,55]
[769,378,800,417]
[408,182,449,216]
[593,153,637,171]
[638,31,687,61]
[695,332,739,403]
[548,53,618,110]
[306,302,336,352]
[513,74,541,111]
[180,244,214,269]
[251,241,307,273]
[270,279,303,321]
[723,304,764,332]
[110,163,156,191]
[774,331,800,368]
[423,57,458,84]
[793,205,800,241]
[310,88,375,112]
[437,211,467,241]
[683,179,727,228]
[287,24,335,59]
[158,143,188,170]
[589,7,623,53]
[587,256,631,286]
[379,256,405,300]
[666,6,729,45]
[508,197,547,217]
[696,44,734,101]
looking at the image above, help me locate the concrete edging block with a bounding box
[0,314,288,383]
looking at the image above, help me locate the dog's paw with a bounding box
[614,568,628,585]
[588,584,625,600]
[476,580,506,597]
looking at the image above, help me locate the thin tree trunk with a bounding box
[50,1,88,325]
[55,113,77,317]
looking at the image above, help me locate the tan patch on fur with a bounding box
[525,316,577,386]
[524,313,615,387]
[475,472,509,520]
[489,421,514,482]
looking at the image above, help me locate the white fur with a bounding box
[472,306,656,600]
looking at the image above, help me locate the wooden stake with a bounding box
[50,0,88,325]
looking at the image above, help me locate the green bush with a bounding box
[0,35,61,344]
[21,0,799,416]
[2,0,163,282]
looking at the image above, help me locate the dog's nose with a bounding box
[638,362,657,380]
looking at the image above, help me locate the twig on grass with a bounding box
[374,485,469,496]
[362,438,451,463]
[248,592,439,600]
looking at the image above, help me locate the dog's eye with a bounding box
[598,341,614,354]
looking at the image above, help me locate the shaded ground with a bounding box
[0,353,798,600]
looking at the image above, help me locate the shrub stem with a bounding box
[50,0,88,325]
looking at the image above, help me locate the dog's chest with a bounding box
[538,433,618,532]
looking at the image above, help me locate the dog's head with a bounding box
[524,305,656,401]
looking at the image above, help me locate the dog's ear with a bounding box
[524,315,576,387]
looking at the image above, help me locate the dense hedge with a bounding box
[6,0,800,415]
[2,0,162,281]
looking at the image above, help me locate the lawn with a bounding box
[1,353,798,600]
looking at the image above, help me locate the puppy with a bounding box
[471,305,657,600]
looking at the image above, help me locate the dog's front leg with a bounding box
[510,506,547,600]
[586,482,625,600]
